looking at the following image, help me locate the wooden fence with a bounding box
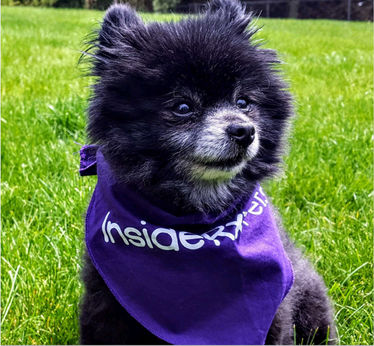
[175,0,372,20]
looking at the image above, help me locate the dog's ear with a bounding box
[204,0,252,35]
[82,4,147,77]
[206,0,244,17]
[99,4,143,48]
[103,4,143,29]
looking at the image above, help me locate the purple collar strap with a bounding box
[80,145,294,345]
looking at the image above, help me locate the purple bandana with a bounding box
[80,145,294,345]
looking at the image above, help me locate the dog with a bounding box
[79,0,336,344]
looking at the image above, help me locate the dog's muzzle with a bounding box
[226,124,256,148]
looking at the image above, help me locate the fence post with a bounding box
[266,2,270,17]
[347,0,351,20]
[289,0,299,18]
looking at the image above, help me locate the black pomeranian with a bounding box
[79,0,336,344]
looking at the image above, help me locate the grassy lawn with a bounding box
[1,6,373,345]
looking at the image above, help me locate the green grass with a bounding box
[1,6,373,345]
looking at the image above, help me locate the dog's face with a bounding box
[86,0,293,210]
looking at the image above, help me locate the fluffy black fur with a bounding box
[80,0,336,344]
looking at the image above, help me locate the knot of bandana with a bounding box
[79,145,99,176]
[80,145,294,345]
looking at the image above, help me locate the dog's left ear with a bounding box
[204,0,252,35]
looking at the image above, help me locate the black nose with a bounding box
[226,124,256,147]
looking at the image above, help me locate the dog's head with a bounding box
[85,0,293,211]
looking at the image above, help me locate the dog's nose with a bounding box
[226,124,255,147]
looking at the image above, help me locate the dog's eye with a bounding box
[236,97,250,109]
[173,103,193,117]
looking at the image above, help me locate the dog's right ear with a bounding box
[82,3,147,78]
[99,4,143,48]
